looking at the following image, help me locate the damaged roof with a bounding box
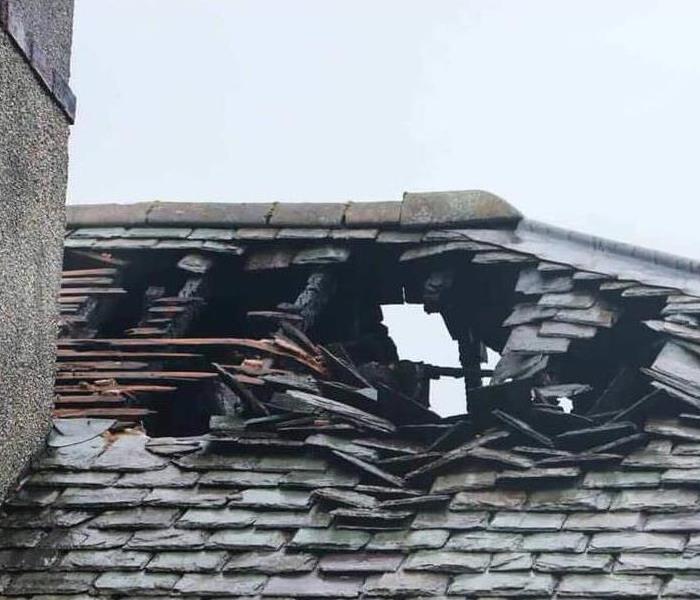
[4,189,700,597]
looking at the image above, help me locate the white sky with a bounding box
[67,0,700,415]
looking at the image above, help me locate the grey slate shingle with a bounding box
[449,572,556,596]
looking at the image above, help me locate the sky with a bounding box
[67,0,700,415]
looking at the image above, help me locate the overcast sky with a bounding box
[67,1,700,415]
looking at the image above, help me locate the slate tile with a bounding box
[257,455,327,472]
[645,511,700,531]
[534,552,612,573]
[5,488,59,508]
[557,574,662,597]
[126,529,207,550]
[589,532,685,553]
[450,490,526,510]
[175,573,266,596]
[430,470,496,493]
[616,552,700,573]
[198,470,283,488]
[90,507,180,529]
[116,464,199,488]
[224,551,317,574]
[40,527,132,550]
[611,488,700,512]
[403,550,490,573]
[582,470,661,489]
[59,549,151,571]
[526,489,612,511]
[147,551,228,573]
[35,436,106,471]
[490,552,534,571]
[621,450,700,470]
[176,508,256,529]
[6,572,97,595]
[313,487,377,508]
[0,508,92,529]
[563,511,642,531]
[364,571,449,597]
[446,531,523,552]
[229,488,311,510]
[495,467,581,485]
[91,435,169,471]
[280,469,360,489]
[0,529,45,548]
[56,487,147,508]
[449,572,555,596]
[664,575,700,597]
[673,442,700,455]
[646,418,700,442]
[26,470,120,488]
[490,511,566,531]
[175,452,259,471]
[662,468,700,485]
[143,488,233,507]
[685,533,700,552]
[319,552,403,574]
[255,509,332,529]
[288,528,370,551]
[522,532,588,552]
[366,529,449,551]
[0,549,61,571]
[411,510,488,530]
[263,573,363,597]
[94,571,179,594]
[208,527,286,550]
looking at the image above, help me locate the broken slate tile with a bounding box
[563,511,642,531]
[147,550,228,573]
[582,470,661,489]
[6,572,97,595]
[224,550,317,574]
[616,552,700,573]
[645,511,700,531]
[90,507,180,529]
[430,470,496,493]
[313,487,378,509]
[610,488,700,511]
[450,489,526,511]
[229,488,311,510]
[176,507,257,529]
[664,575,700,597]
[0,529,45,548]
[526,489,612,511]
[126,529,207,550]
[56,487,147,508]
[116,464,199,488]
[26,470,119,488]
[59,549,151,571]
[521,532,588,552]
[280,469,359,489]
[645,418,700,442]
[557,574,662,597]
[449,572,556,597]
[143,487,233,507]
[288,528,370,551]
[94,571,180,594]
[0,549,61,571]
[495,467,581,486]
[489,552,534,571]
[208,527,286,550]
[411,510,488,530]
[91,434,169,471]
[198,469,283,488]
[535,552,613,573]
[5,488,59,507]
[589,531,685,553]
[40,527,132,550]
[403,550,490,573]
[263,573,363,597]
[319,552,403,574]
[446,531,523,552]
[366,529,449,551]
[0,508,93,529]
[490,511,566,531]
[364,571,449,597]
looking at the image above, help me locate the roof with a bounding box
[5,189,700,597]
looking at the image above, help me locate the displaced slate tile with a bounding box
[176,573,266,596]
[332,450,405,488]
[41,527,132,550]
[645,418,700,442]
[55,487,147,508]
[521,532,588,552]
[126,529,207,550]
[490,552,534,571]
[447,531,523,552]
[199,470,283,488]
[645,511,700,531]
[450,490,526,511]
[430,470,496,493]
[557,574,662,597]
[175,451,259,471]
[288,528,370,551]
[0,549,61,571]
[60,549,151,571]
[280,469,359,489]
[319,552,403,574]
[313,487,378,509]
[490,511,566,531]
[35,436,106,471]
[582,470,661,489]
[94,571,179,593]
[176,508,257,529]
[91,434,169,471]
[6,572,97,595]
[366,529,449,551]
[144,487,233,507]
[147,550,228,573]
[208,527,286,550]
[90,507,180,529]
[224,551,317,574]
[563,511,642,531]
[610,488,700,512]
[411,510,488,530]
[5,488,59,507]
[450,572,556,596]
[589,531,685,553]
[257,454,327,472]
[116,464,199,488]
[364,571,449,597]
[616,552,700,573]
[535,552,613,573]
[26,470,120,488]
[255,509,332,529]
[263,573,363,597]
[379,494,450,511]
[229,488,311,510]
[403,550,490,573]
[664,575,700,597]
[621,450,700,470]
[0,529,45,548]
[526,489,612,511]
[495,467,581,486]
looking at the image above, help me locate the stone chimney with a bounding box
[0,0,76,499]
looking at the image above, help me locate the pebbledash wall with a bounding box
[0,0,76,500]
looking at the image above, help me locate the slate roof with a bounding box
[5,189,700,597]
